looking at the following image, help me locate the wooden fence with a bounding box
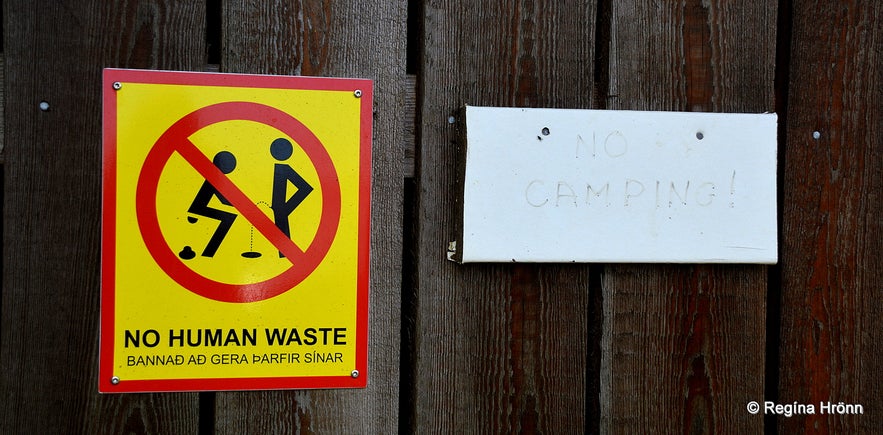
[1,0,879,433]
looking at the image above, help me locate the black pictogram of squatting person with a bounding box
[270,138,313,257]
[182,150,238,258]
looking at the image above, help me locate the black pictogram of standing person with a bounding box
[182,151,238,258]
[270,138,313,257]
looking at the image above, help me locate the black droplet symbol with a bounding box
[179,246,196,260]
[187,216,198,223]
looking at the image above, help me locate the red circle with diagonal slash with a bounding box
[136,101,341,303]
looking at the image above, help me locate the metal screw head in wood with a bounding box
[113,82,122,90]
[110,376,120,385]
[353,89,362,98]
[351,370,360,378]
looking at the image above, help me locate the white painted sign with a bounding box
[452,106,778,264]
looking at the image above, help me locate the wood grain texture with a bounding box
[1,55,5,162]
[215,1,406,433]
[600,1,776,432]
[0,1,205,433]
[415,1,597,432]
[403,74,417,178]
[3,1,879,432]
[779,1,882,432]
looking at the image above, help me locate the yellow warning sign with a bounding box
[100,69,371,392]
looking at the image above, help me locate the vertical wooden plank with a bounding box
[415,1,597,432]
[599,1,776,432]
[215,1,405,433]
[779,1,882,432]
[1,55,5,162]
[1,1,206,433]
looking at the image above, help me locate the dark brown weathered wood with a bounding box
[2,1,880,432]
[1,55,5,163]
[599,1,776,433]
[779,1,882,432]
[415,1,597,432]
[215,1,406,433]
[1,1,205,433]
[403,74,417,178]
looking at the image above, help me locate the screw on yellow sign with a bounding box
[100,69,371,392]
